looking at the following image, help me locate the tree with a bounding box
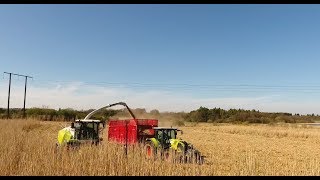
[150,109,160,116]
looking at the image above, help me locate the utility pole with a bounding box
[5,72,12,119]
[4,72,33,119]
[23,76,29,118]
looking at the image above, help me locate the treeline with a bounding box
[0,107,119,122]
[0,106,319,124]
[184,107,318,124]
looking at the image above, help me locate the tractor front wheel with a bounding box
[144,141,156,159]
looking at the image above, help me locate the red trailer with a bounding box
[108,119,158,144]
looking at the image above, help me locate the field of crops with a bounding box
[2,119,320,176]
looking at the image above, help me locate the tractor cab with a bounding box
[57,119,105,147]
[153,127,183,149]
[74,120,103,139]
[63,119,104,146]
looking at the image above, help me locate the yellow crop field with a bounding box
[1,119,320,176]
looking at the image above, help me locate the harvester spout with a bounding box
[83,102,136,120]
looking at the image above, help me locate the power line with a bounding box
[3,72,33,119]
[13,78,320,95]
[30,79,320,88]
[27,80,320,92]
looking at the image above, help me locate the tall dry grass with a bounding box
[2,119,320,175]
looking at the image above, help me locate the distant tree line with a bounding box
[184,107,317,124]
[0,106,318,124]
[0,107,119,122]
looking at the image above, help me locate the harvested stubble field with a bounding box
[1,119,320,176]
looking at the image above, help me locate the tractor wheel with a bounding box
[144,141,156,159]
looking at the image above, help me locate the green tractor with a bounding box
[144,127,205,165]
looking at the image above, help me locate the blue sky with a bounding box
[1,4,320,114]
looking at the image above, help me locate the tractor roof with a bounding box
[153,127,179,130]
[75,119,101,123]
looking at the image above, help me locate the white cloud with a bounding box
[0,81,319,115]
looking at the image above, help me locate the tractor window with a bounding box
[74,122,81,129]
[167,130,176,139]
[75,122,99,140]
[155,129,178,148]
[157,130,163,140]
[84,123,98,139]
[163,131,170,144]
[155,129,177,142]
